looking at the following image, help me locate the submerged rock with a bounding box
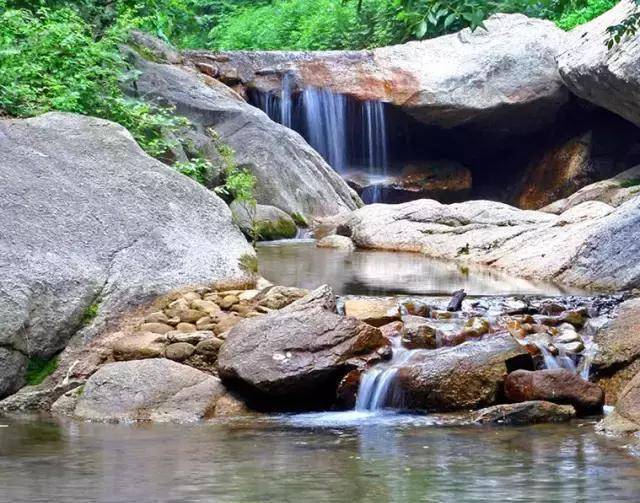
[217,286,388,409]
[395,333,531,412]
[474,400,575,425]
[316,235,356,251]
[504,369,604,415]
[0,112,253,399]
[74,359,227,422]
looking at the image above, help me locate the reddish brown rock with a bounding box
[505,368,604,415]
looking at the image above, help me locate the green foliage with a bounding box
[80,301,100,326]
[211,133,257,204]
[25,356,59,386]
[172,158,212,185]
[554,0,616,30]
[0,4,184,158]
[605,0,640,48]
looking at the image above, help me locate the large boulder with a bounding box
[127,50,360,219]
[73,358,227,422]
[590,297,640,403]
[217,286,389,409]
[0,112,253,399]
[344,195,640,291]
[504,368,604,415]
[394,333,531,412]
[558,0,640,127]
[187,14,568,134]
[597,369,640,435]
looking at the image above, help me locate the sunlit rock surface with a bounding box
[186,14,568,134]
[559,0,640,127]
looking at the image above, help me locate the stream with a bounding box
[1,241,639,502]
[1,414,640,502]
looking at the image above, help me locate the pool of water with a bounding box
[257,240,583,297]
[1,413,639,503]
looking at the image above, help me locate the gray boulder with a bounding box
[395,333,531,412]
[127,52,360,218]
[217,285,389,409]
[344,195,640,291]
[187,14,568,134]
[0,112,253,399]
[597,368,640,435]
[74,358,226,422]
[558,0,640,127]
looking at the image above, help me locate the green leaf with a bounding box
[415,19,428,38]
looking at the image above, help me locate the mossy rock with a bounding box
[255,217,297,241]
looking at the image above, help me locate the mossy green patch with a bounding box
[25,356,59,386]
[80,301,100,326]
[619,178,640,189]
[291,212,308,228]
[238,253,258,274]
[255,218,298,241]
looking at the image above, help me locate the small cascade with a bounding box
[356,337,415,411]
[302,87,349,172]
[250,80,389,195]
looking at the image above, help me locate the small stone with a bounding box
[181,291,202,303]
[164,298,189,319]
[166,316,180,326]
[401,316,437,349]
[560,341,584,354]
[380,321,404,339]
[167,330,214,345]
[555,331,580,344]
[213,313,241,335]
[196,316,216,330]
[431,310,453,320]
[239,289,260,301]
[139,322,173,335]
[559,308,588,328]
[244,312,263,318]
[195,337,224,356]
[401,300,430,317]
[165,342,196,361]
[218,295,240,310]
[112,332,166,361]
[343,298,401,327]
[474,400,575,425]
[176,322,197,333]
[464,317,490,336]
[191,299,221,315]
[145,311,169,324]
[179,309,207,324]
[231,304,254,316]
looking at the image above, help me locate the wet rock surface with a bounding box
[218,286,389,409]
[597,369,640,436]
[474,400,576,425]
[505,369,604,415]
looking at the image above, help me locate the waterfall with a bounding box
[356,338,414,411]
[251,80,389,188]
[302,87,349,172]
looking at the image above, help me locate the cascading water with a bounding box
[252,79,390,200]
[302,87,349,172]
[356,337,416,411]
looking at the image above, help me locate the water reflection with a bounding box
[1,415,639,503]
[257,240,582,296]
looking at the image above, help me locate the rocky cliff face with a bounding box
[125,47,361,220]
[559,0,640,127]
[0,112,253,399]
[187,14,568,135]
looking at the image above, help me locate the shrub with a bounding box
[25,356,59,386]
